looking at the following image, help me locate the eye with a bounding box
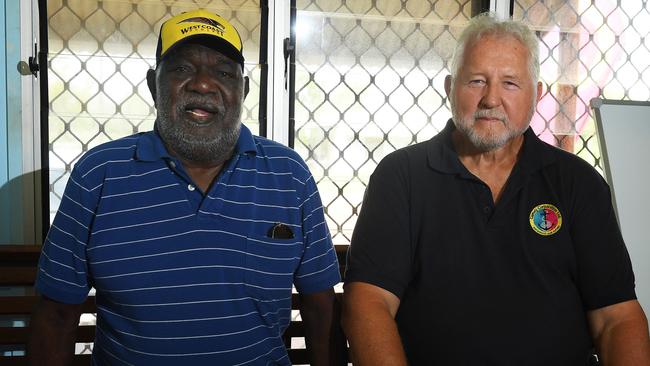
[174,65,191,73]
[503,81,520,89]
[165,63,192,74]
[468,79,486,87]
[216,70,235,79]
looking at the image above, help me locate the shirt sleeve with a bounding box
[35,167,96,304]
[344,150,414,299]
[293,174,341,294]
[568,164,636,310]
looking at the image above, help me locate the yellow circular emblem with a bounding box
[529,204,562,236]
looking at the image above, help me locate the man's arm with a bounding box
[341,281,407,366]
[300,288,346,366]
[587,299,650,366]
[27,295,84,366]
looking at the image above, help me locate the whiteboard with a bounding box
[591,98,650,321]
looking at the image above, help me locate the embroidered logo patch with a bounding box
[529,204,562,236]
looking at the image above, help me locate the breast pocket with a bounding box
[244,235,303,300]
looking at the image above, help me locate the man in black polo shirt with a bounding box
[342,13,650,366]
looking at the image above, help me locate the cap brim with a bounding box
[158,34,244,67]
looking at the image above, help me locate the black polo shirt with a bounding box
[345,120,636,365]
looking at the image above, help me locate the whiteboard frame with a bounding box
[591,97,650,322]
[590,98,650,223]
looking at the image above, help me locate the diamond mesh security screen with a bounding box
[47,0,261,221]
[514,0,650,168]
[294,0,472,245]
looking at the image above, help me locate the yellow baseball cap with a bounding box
[155,9,244,68]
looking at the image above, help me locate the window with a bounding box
[515,0,650,170]
[47,0,262,220]
[45,0,650,244]
[294,0,471,244]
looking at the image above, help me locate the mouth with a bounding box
[476,116,504,123]
[182,103,222,123]
[474,110,506,124]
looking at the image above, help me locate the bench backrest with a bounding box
[0,244,348,365]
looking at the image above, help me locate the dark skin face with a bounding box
[147,42,249,169]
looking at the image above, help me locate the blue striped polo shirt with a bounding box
[36,125,341,365]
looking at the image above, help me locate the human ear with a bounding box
[535,81,543,103]
[146,69,157,107]
[243,76,250,99]
[444,75,452,96]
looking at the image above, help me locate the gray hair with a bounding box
[449,12,540,84]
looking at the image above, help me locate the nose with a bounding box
[479,82,501,109]
[186,67,218,95]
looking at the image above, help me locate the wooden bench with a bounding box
[0,244,349,365]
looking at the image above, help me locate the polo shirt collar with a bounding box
[233,124,258,156]
[426,119,467,174]
[134,124,258,162]
[427,119,557,175]
[135,130,171,161]
[516,124,557,175]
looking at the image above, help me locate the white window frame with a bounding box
[490,0,511,18]
[266,0,292,146]
[19,0,42,243]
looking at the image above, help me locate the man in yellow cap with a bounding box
[28,9,343,365]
